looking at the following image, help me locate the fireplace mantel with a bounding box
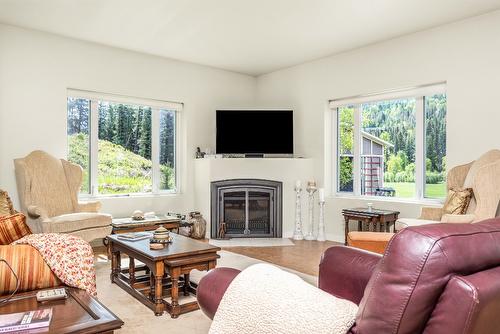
[194,158,314,239]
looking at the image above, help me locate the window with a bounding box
[332,83,446,200]
[67,90,181,196]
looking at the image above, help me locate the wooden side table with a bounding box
[342,208,399,245]
[0,288,123,333]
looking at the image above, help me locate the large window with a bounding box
[333,84,446,200]
[67,90,180,196]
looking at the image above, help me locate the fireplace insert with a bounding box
[211,179,282,238]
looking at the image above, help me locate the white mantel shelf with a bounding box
[193,157,315,238]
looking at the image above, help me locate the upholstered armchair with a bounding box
[14,150,111,242]
[198,219,500,333]
[397,149,500,230]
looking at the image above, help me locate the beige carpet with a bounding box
[94,250,317,333]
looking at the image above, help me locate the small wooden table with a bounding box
[342,208,400,245]
[111,215,181,234]
[0,288,123,333]
[107,233,220,318]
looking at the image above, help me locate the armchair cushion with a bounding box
[440,213,475,224]
[49,212,111,233]
[395,217,438,231]
[347,231,393,254]
[0,213,32,245]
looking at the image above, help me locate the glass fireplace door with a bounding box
[220,187,274,237]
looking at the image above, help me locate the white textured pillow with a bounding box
[210,263,358,334]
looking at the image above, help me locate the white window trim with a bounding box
[331,82,446,203]
[68,89,182,198]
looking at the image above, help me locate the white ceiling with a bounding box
[1,0,500,76]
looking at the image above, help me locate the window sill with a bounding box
[331,193,443,206]
[79,192,180,200]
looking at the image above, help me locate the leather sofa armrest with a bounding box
[77,201,102,213]
[419,206,444,221]
[197,267,241,320]
[319,245,381,305]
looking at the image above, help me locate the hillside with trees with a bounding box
[67,98,175,194]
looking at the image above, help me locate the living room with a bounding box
[1,1,500,333]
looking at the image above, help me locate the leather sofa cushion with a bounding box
[50,212,111,233]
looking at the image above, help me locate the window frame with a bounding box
[331,83,446,202]
[67,89,182,198]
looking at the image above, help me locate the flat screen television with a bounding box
[216,110,293,156]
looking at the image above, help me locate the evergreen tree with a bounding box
[139,108,152,159]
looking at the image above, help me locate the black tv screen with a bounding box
[216,110,293,155]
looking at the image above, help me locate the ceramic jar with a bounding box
[189,211,207,239]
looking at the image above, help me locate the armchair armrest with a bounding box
[419,206,443,221]
[77,201,102,213]
[27,205,50,220]
[319,245,381,305]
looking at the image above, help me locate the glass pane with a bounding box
[425,94,447,199]
[337,106,354,192]
[159,109,176,191]
[361,98,416,198]
[97,101,152,194]
[248,191,271,234]
[223,191,246,234]
[67,97,90,194]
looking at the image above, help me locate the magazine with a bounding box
[116,232,151,241]
[0,308,52,333]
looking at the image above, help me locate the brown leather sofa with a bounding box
[197,218,500,334]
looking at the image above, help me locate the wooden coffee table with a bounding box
[0,288,123,333]
[107,233,220,318]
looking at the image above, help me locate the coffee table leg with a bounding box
[129,257,135,285]
[110,248,120,283]
[170,267,181,318]
[153,261,165,316]
[183,273,190,296]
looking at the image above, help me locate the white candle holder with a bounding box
[304,182,317,241]
[292,186,304,240]
[317,200,326,241]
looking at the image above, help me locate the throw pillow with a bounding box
[442,188,473,215]
[0,190,15,217]
[0,213,32,245]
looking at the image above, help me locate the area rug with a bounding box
[94,250,316,333]
[208,238,295,248]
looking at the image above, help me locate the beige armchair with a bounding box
[397,149,500,230]
[14,150,112,242]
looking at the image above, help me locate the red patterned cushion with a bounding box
[0,213,32,245]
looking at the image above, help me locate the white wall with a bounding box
[0,24,256,216]
[255,11,500,241]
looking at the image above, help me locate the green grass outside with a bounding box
[384,182,446,199]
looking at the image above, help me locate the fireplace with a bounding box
[211,179,282,238]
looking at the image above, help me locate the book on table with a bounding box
[116,232,151,241]
[0,308,53,333]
